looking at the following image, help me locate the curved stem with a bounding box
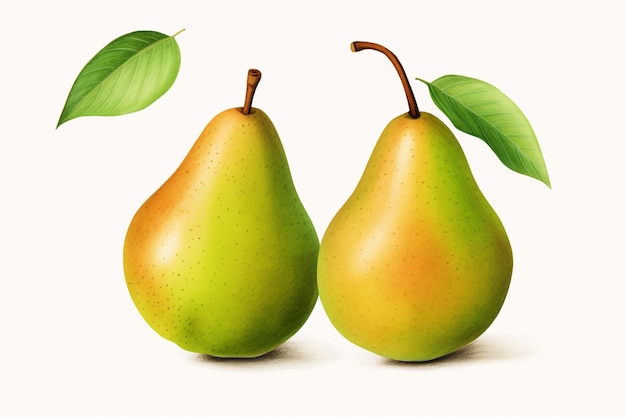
[242,69,262,115]
[351,41,420,119]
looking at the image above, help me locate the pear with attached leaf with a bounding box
[124,69,319,358]
[317,43,513,362]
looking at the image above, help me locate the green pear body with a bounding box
[123,107,319,358]
[318,112,513,362]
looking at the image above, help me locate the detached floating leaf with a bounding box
[417,75,550,187]
[57,29,184,128]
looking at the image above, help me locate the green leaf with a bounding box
[57,29,184,128]
[417,75,550,187]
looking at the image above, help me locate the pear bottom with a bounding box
[318,264,511,363]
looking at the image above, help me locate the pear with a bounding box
[123,69,319,358]
[317,42,513,362]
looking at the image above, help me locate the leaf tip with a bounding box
[415,77,431,86]
[56,109,73,129]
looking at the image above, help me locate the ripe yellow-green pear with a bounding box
[317,43,513,362]
[124,70,319,358]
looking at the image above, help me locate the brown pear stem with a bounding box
[242,69,262,115]
[351,41,420,119]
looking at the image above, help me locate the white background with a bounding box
[1,1,623,416]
